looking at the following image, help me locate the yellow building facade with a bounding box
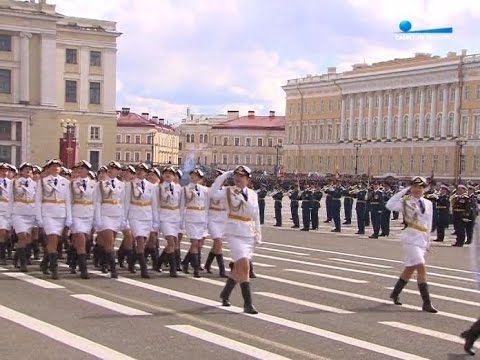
[283,51,480,181]
[0,0,120,168]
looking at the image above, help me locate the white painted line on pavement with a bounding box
[379,321,465,344]
[88,270,429,360]
[256,274,477,323]
[285,269,368,284]
[179,247,275,268]
[255,292,354,315]
[328,258,392,269]
[71,294,152,316]
[385,287,480,307]
[166,324,293,360]
[1,271,64,289]
[257,247,309,256]
[0,304,137,360]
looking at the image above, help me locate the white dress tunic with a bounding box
[71,177,97,234]
[210,172,262,261]
[386,187,433,266]
[35,175,72,236]
[0,177,12,231]
[158,181,184,237]
[207,189,228,240]
[11,177,36,234]
[183,183,208,240]
[95,177,126,233]
[125,179,159,238]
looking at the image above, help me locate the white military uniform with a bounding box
[71,177,97,234]
[0,177,13,230]
[125,178,159,238]
[210,171,262,261]
[35,175,72,236]
[208,187,228,239]
[11,177,36,234]
[95,177,126,232]
[386,187,433,266]
[183,183,208,240]
[158,181,183,237]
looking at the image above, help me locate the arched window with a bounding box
[186,134,190,143]
[204,134,208,144]
[372,118,378,139]
[191,134,195,143]
[447,113,454,136]
[413,115,420,138]
[435,114,442,137]
[353,119,359,140]
[403,115,408,138]
[199,134,204,143]
[345,121,350,138]
[362,118,368,139]
[392,116,398,139]
[382,117,388,138]
[425,114,431,137]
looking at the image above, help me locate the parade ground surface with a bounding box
[0,199,476,360]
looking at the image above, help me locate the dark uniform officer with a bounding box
[353,184,368,235]
[342,184,353,225]
[272,188,283,227]
[465,187,478,245]
[368,183,384,238]
[300,185,313,231]
[451,185,470,247]
[424,189,438,233]
[311,186,323,230]
[326,183,342,232]
[380,186,392,237]
[289,185,300,228]
[433,185,450,242]
[324,188,332,223]
[257,185,267,225]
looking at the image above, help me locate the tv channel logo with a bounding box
[395,20,453,40]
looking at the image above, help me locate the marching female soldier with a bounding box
[30,165,43,261]
[145,168,162,272]
[0,163,12,265]
[204,170,228,277]
[175,169,185,271]
[386,176,437,313]
[94,161,126,279]
[118,165,136,272]
[157,166,184,277]
[70,161,96,279]
[210,165,262,314]
[11,162,36,272]
[124,163,159,278]
[35,159,72,280]
[182,168,208,278]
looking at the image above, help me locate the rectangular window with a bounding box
[0,35,11,51]
[256,155,263,165]
[433,155,438,171]
[126,135,131,144]
[257,138,263,147]
[115,152,121,161]
[0,121,11,141]
[89,126,100,141]
[245,154,251,164]
[65,80,77,102]
[450,87,455,101]
[222,154,227,165]
[146,153,151,163]
[134,152,140,162]
[234,137,240,146]
[125,152,131,162]
[267,156,273,166]
[475,115,480,135]
[234,154,239,164]
[90,51,101,66]
[277,138,283,145]
[66,49,77,64]
[0,69,11,94]
[135,135,141,144]
[89,82,101,104]
[464,86,470,100]
[116,134,121,143]
[223,137,228,146]
[147,136,153,145]
[444,156,449,173]
[246,137,251,147]
[268,138,273,147]
[214,137,218,146]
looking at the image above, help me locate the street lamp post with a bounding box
[274,144,282,176]
[456,139,467,184]
[60,118,77,168]
[353,142,362,176]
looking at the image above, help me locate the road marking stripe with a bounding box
[71,294,152,316]
[252,254,480,294]
[87,270,428,359]
[0,271,64,289]
[0,304,137,360]
[257,247,309,256]
[284,269,368,283]
[256,274,476,322]
[255,292,354,314]
[385,287,480,307]
[329,258,392,269]
[179,247,275,268]
[166,325,293,360]
[379,321,464,344]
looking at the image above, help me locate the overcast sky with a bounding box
[53,0,480,123]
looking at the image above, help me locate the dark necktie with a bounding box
[53,178,57,186]
[3,179,6,187]
[418,199,425,214]
[82,180,87,190]
[169,183,173,194]
[195,185,199,195]
[111,179,115,189]
[242,189,248,202]
[25,179,28,188]
[141,180,145,192]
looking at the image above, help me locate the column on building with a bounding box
[419,87,425,138]
[376,92,383,140]
[40,33,57,106]
[103,48,117,113]
[340,96,346,142]
[367,92,374,141]
[453,83,460,137]
[348,95,354,141]
[407,88,414,140]
[79,46,90,112]
[441,85,448,139]
[358,94,364,140]
[395,91,402,140]
[19,32,32,103]
[430,85,437,138]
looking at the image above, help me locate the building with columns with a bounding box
[0,0,120,168]
[116,108,179,166]
[283,51,480,181]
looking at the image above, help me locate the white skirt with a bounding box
[402,243,426,267]
[185,222,206,240]
[12,215,36,234]
[71,217,94,234]
[129,219,153,238]
[160,221,180,238]
[97,216,123,233]
[43,217,66,236]
[0,215,10,231]
[208,221,225,240]
[227,235,255,261]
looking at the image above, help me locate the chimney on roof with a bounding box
[447,51,457,58]
[152,116,159,124]
[186,107,191,118]
[227,110,239,120]
[121,107,130,115]
[327,67,336,74]
[269,110,275,117]
[141,112,149,120]
[461,49,468,56]
[248,110,255,117]
[159,118,165,125]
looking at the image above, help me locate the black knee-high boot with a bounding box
[191,253,201,278]
[390,278,408,305]
[137,253,150,279]
[25,244,32,265]
[40,252,49,274]
[32,240,40,260]
[198,251,204,271]
[461,319,480,356]
[240,282,258,314]
[17,247,28,272]
[117,245,126,268]
[13,249,19,268]
[49,253,59,280]
[204,252,215,274]
[127,250,136,274]
[249,261,256,278]
[99,247,108,273]
[92,244,100,268]
[182,252,191,274]
[78,254,90,279]
[109,252,118,279]
[216,254,227,278]
[220,277,236,306]
[418,282,437,313]
[157,249,167,271]
[167,252,177,278]
[175,249,182,271]
[0,242,6,265]
[151,247,161,272]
